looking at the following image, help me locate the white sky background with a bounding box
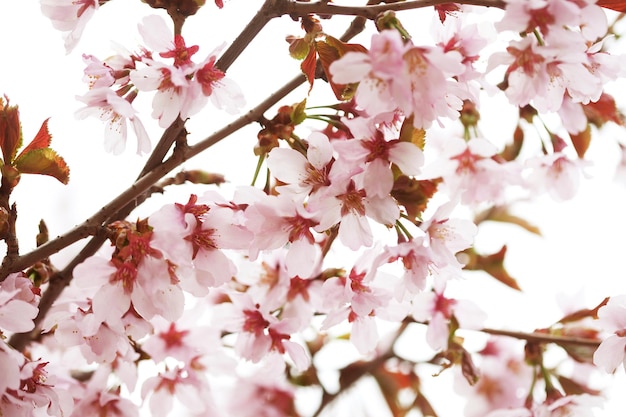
[2,1,626,416]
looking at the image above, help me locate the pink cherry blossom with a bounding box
[321,266,392,354]
[219,292,310,370]
[422,137,522,205]
[525,148,589,202]
[76,87,151,155]
[53,302,132,364]
[412,281,486,350]
[491,3,624,114]
[333,116,424,198]
[242,255,323,331]
[376,236,434,294]
[70,367,139,417]
[593,294,626,373]
[266,131,334,198]
[142,312,236,374]
[71,223,185,327]
[130,15,244,128]
[149,194,251,295]
[419,199,478,271]
[245,194,321,278]
[0,344,74,417]
[0,273,40,333]
[141,366,216,417]
[330,29,467,128]
[40,0,98,53]
[222,356,297,417]
[455,338,532,417]
[312,178,400,250]
[435,17,490,85]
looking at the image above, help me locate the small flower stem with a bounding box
[251,154,265,187]
[395,219,414,240]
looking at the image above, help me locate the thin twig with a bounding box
[479,327,601,348]
[311,320,410,417]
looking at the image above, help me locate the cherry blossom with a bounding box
[70,367,139,417]
[245,194,322,278]
[0,273,39,333]
[221,356,297,417]
[524,138,590,202]
[130,15,244,128]
[333,116,424,198]
[266,131,334,198]
[455,338,532,417]
[141,366,216,417]
[330,29,467,128]
[422,137,521,205]
[40,0,98,53]
[149,193,251,296]
[412,280,486,350]
[76,87,151,155]
[593,294,626,373]
[320,264,393,354]
[377,236,434,294]
[419,199,478,271]
[6,1,626,416]
[311,177,400,250]
[219,292,310,371]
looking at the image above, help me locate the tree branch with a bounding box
[311,320,409,417]
[479,327,601,348]
[136,0,280,182]
[0,8,368,280]
[273,0,505,20]
[215,0,284,72]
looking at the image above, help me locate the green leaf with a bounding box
[290,98,307,125]
[287,36,310,60]
[14,147,70,184]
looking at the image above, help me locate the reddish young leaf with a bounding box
[21,118,52,154]
[391,176,439,221]
[583,93,624,127]
[0,96,22,165]
[300,46,318,93]
[434,3,461,24]
[570,124,592,159]
[317,36,368,100]
[500,124,525,162]
[597,0,626,12]
[475,205,542,236]
[464,246,522,291]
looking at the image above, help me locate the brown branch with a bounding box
[479,327,601,348]
[273,0,505,20]
[311,320,410,417]
[215,0,284,72]
[136,0,279,181]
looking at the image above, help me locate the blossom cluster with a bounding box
[75,14,244,155]
[1,0,626,416]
